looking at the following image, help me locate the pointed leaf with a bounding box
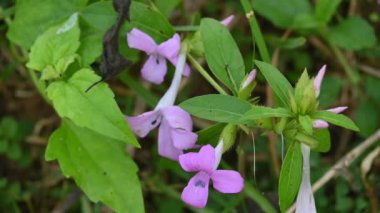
[46,120,144,213]
[179,94,251,123]
[255,61,293,108]
[313,110,359,131]
[130,1,175,43]
[27,13,80,73]
[315,0,342,24]
[327,16,376,50]
[201,18,245,93]
[46,69,139,146]
[279,141,302,212]
[314,129,331,152]
[241,106,292,121]
[7,0,86,49]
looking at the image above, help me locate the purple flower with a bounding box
[127,28,190,84]
[312,65,348,128]
[179,144,244,208]
[126,106,197,160]
[126,49,197,160]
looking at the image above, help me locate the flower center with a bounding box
[194,180,206,188]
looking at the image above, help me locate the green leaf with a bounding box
[130,1,175,43]
[319,76,343,108]
[155,0,181,18]
[46,69,139,146]
[179,94,252,123]
[314,128,331,152]
[252,0,312,28]
[354,101,379,137]
[80,1,117,31]
[7,0,87,49]
[77,32,103,66]
[201,18,245,93]
[313,111,359,131]
[327,16,377,50]
[279,141,302,212]
[315,0,342,24]
[298,115,313,135]
[27,13,80,75]
[267,35,306,49]
[241,106,292,121]
[197,123,227,146]
[365,76,380,103]
[46,120,144,213]
[255,61,293,108]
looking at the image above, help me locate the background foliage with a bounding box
[1,0,379,212]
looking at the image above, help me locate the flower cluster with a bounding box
[125,21,244,208]
[295,65,348,213]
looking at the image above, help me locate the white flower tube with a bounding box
[296,144,316,213]
[155,51,187,110]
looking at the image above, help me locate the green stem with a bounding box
[240,0,271,64]
[188,54,229,95]
[329,43,360,85]
[244,184,277,213]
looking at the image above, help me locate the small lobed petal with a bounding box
[127,28,157,54]
[313,119,329,129]
[327,106,348,114]
[157,34,181,60]
[211,170,244,193]
[181,171,211,208]
[179,145,216,174]
[313,65,326,97]
[126,110,161,138]
[158,120,182,160]
[161,106,193,131]
[171,129,198,150]
[141,55,167,84]
[179,152,200,172]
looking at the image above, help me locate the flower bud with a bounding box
[220,124,237,152]
[238,69,257,100]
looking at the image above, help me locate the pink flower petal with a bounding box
[211,170,244,193]
[127,28,157,54]
[141,55,167,84]
[327,106,348,114]
[158,120,182,161]
[313,119,329,129]
[161,106,193,131]
[313,65,326,97]
[171,129,198,150]
[179,145,216,173]
[221,15,235,27]
[179,152,200,172]
[157,34,181,60]
[126,110,161,137]
[181,171,210,208]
